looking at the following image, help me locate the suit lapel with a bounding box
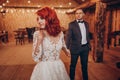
[74,20,82,37]
[74,20,89,41]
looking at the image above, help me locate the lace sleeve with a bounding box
[32,31,43,62]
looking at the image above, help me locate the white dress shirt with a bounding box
[77,20,87,45]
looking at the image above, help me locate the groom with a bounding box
[66,8,91,80]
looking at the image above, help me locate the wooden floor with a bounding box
[0,42,120,80]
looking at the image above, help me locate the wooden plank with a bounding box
[0,42,120,80]
[10,64,35,80]
[94,1,107,62]
[66,1,96,14]
[0,65,20,80]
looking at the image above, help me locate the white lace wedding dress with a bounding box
[30,31,70,80]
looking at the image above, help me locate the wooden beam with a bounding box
[0,0,6,5]
[2,6,41,9]
[66,1,96,14]
[93,1,107,62]
[101,0,120,3]
[101,0,112,3]
[1,5,75,9]
[107,0,120,5]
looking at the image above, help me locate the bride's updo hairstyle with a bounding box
[36,7,61,37]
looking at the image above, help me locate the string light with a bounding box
[22,9,25,13]
[0,0,76,14]
[37,5,41,8]
[82,0,85,2]
[27,10,30,13]
[28,0,31,4]
[31,9,35,12]
[6,0,10,3]
[59,5,63,8]
[2,3,6,6]
[10,9,13,13]
[69,2,72,6]
[0,5,2,8]
[51,7,54,9]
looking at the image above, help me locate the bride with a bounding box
[30,7,70,80]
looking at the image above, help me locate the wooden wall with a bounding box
[0,3,119,44]
[106,7,120,46]
[0,9,75,39]
[82,5,120,46]
[111,8,120,31]
[73,5,120,52]
[84,8,95,33]
[0,0,79,40]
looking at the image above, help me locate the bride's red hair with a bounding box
[36,7,61,37]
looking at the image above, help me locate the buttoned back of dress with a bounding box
[32,31,66,62]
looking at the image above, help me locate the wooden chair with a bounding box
[14,31,25,45]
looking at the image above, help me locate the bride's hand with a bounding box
[65,49,71,57]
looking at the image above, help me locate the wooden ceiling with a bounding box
[0,0,4,5]
[74,0,90,4]
[0,0,80,8]
[0,0,120,9]
[0,0,89,6]
[0,0,120,5]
